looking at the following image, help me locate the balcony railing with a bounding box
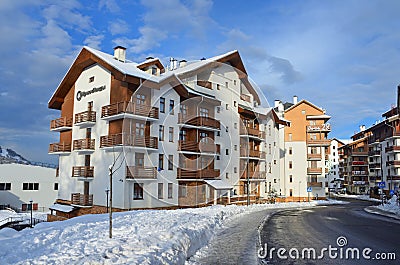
[240,94,251,103]
[240,148,264,158]
[197,80,212,90]
[385,146,400,153]
[352,161,367,166]
[71,193,93,206]
[101,101,159,120]
[307,182,323,187]
[386,161,400,167]
[126,166,157,179]
[48,142,71,153]
[178,114,220,130]
[100,134,158,149]
[178,140,220,154]
[72,166,94,178]
[50,117,73,131]
[241,171,266,179]
[307,168,322,174]
[177,168,220,179]
[350,151,369,156]
[75,111,96,124]
[73,139,95,151]
[307,153,322,160]
[368,150,381,156]
[352,170,368,175]
[240,126,261,137]
[307,139,331,146]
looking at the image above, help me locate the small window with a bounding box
[169,100,175,114]
[274,179,277,184]
[234,123,237,129]
[22,183,39,191]
[134,183,144,200]
[274,160,277,165]
[217,107,220,113]
[158,154,164,170]
[160,97,165,113]
[0,183,11,190]
[217,84,220,90]
[289,161,293,169]
[158,183,163,199]
[226,149,229,155]
[234,101,237,107]
[225,82,228,87]
[234,145,237,151]
[217,131,220,137]
[179,184,187,197]
[289,175,293,183]
[168,155,173,170]
[216,155,220,160]
[233,80,236,86]
[169,127,174,142]
[302,110,306,115]
[226,126,229,132]
[54,183,59,190]
[290,189,293,197]
[89,76,94,83]
[159,125,164,141]
[226,104,229,110]
[234,167,237,173]
[289,147,292,155]
[168,183,173,199]
[226,173,229,179]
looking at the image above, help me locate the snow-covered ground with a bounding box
[374,195,400,216]
[332,193,381,202]
[0,200,345,265]
[0,209,48,225]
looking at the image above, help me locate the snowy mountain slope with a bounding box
[0,146,30,164]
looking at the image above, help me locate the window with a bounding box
[89,76,94,83]
[234,101,237,107]
[134,183,144,200]
[274,179,277,183]
[159,125,164,141]
[54,183,58,190]
[288,133,292,141]
[234,123,237,129]
[226,173,229,179]
[160,97,165,113]
[226,126,228,132]
[168,183,173,199]
[179,129,187,141]
[290,189,293,197]
[233,80,236,86]
[289,147,292,155]
[225,82,228,87]
[302,110,306,115]
[226,104,229,110]
[269,144,272,154]
[333,146,336,150]
[135,153,144,167]
[217,84,220,90]
[136,94,146,105]
[168,155,173,170]
[199,107,209,117]
[169,127,174,142]
[22,183,39,191]
[268,162,272,173]
[309,120,316,125]
[274,160,276,165]
[226,149,229,155]
[136,122,145,136]
[180,104,187,115]
[0,183,11,190]
[217,107,220,113]
[179,184,187,197]
[234,145,237,151]
[269,125,272,136]
[234,167,237,173]
[22,203,38,211]
[169,100,175,114]
[217,155,220,160]
[158,154,164,170]
[151,67,157,75]
[289,175,293,183]
[158,183,163,199]
[289,161,293,169]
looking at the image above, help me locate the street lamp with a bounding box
[105,188,110,213]
[29,199,33,228]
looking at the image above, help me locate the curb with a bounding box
[364,206,400,221]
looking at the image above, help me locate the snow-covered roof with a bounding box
[49,204,75,213]
[204,180,233,190]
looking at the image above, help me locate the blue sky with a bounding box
[0,0,399,164]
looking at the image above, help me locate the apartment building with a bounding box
[326,139,345,193]
[48,46,286,218]
[275,96,331,201]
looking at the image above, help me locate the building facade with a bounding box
[48,46,286,217]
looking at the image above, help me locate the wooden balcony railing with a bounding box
[178,114,220,130]
[101,101,159,119]
[307,182,323,187]
[307,168,323,174]
[307,153,322,160]
[50,117,73,130]
[240,94,251,103]
[71,193,93,206]
[307,139,331,146]
[75,111,96,124]
[100,134,158,149]
[350,151,369,156]
[72,166,94,178]
[177,169,220,179]
[73,139,95,150]
[240,148,263,158]
[385,146,400,153]
[48,142,71,153]
[178,140,220,154]
[197,80,212,90]
[126,166,157,179]
[240,126,261,137]
[241,171,266,179]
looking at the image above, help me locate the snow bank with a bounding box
[375,195,400,216]
[0,200,345,264]
[333,193,381,202]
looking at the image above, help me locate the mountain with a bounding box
[0,146,30,164]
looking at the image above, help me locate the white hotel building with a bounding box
[48,46,287,218]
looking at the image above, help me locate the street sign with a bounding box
[389,190,395,196]
[377,182,386,188]
[307,187,312,192]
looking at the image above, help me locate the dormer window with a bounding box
[89,76,94,83]
[151,67,157,75]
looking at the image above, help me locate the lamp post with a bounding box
[29,199,33,228]
[105,188,110,213]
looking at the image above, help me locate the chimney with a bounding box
[274,100,280,108]
[146,56,154,60]
[169,57,178,70]
[179,60,187,68]
[360,125,366,132]
[293,95,298,104]
[278,101,284,112]
[113,46,126,62]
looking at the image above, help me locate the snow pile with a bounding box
[376,195,400,216]
[333,193,381,202]
[0,200,344,264]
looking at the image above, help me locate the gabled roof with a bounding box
[284,99,325,113]
[136,57,165,72]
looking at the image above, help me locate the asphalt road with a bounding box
[259,200,400,265]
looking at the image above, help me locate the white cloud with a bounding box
[84,35,104,50]
[109,19,130,36]
[98,0,120,13]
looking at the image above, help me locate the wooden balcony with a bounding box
[307,153,322,160]
[307,182,323,187]
[71,193,93,206]
[101,101,159,120]
[307,167,323,174]
[197,80,212,90]
[385,146,400,153]
[240,148,263,159]
[177,168,220,179]
[75,111,96,127]
[178,114,220,130]
[100,134,158,149]
[240,94,251,103]
[306,139,331,146]
[241,171,266,179]
[178,140,220,154]
[73,138,95,152]
[50,117,73,131]
[48,142,71,154]
[72,166,94,178]
[240,126,261,138]
[126,166,157,179]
